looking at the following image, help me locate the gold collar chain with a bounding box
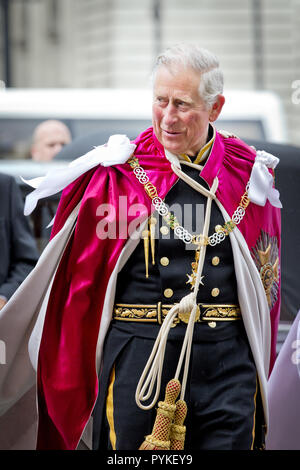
[128,155,250,288]
[128,155,250,248]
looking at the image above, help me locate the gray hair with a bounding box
[152,43,224,108]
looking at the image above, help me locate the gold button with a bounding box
[160,226,169,235]
[215,225,223,232]
[212,256,220,266]
[208,321,216,328]
[160,257,170,267]
[211,288,220,297]
[164,288,173,298]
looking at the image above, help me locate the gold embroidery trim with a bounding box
[113,303,241,325]
[179,125,216,164]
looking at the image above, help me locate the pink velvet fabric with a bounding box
[36,127,281,449]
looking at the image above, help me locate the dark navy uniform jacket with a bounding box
[115,165,238,306]
[92,166,260,451]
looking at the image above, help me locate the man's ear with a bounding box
[209,95,225,122]
[31,145,39,161]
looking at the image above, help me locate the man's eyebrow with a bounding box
[153,91,194,105]
[175,97,193,104]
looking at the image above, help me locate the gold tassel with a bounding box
[139,379,181,450]
[142,229,150,278]
[149,216,157,265]
[170,399,187,450]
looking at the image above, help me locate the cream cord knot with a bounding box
[178,293,196,315]
[135,170,219,409]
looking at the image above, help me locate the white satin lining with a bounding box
[22,135,136,217]
[248,150,282,208]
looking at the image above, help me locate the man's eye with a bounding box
[156,97,167,104]
[177,101,188,109]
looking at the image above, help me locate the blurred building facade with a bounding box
[1,0,300,146]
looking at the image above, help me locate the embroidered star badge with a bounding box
[251,231,280,309]
[186,273,204,289]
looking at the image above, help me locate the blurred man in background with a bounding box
[0,172,39,310]
[30,120,71,162]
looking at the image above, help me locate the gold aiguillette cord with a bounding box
[149,216,157,265]
[143,217,157,278]
[142,229,150,278]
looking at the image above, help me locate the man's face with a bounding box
[32,124,71,162]
[152,65,224,156]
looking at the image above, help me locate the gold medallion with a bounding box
[178,305,201,324]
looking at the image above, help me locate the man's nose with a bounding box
[52,143,63,156]
[163,103,178,126]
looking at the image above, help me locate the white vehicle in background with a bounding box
[0,87,287,163]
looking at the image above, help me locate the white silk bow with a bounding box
[248,150,282,208]
[22,135,136,216]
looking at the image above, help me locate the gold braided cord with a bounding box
[139,379,181,450]
[170,431,186,442]
[144,435,170,449]
[170,399,187,450]
[156,407,175,420]
[158,401,176,412]
[171,424,186,435]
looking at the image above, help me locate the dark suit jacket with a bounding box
[0,172,39,300]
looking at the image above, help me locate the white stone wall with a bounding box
[161,0,256,90]
[262,0,300,147]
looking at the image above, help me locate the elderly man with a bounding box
[30,120,71,162]
[0,44,281,451]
